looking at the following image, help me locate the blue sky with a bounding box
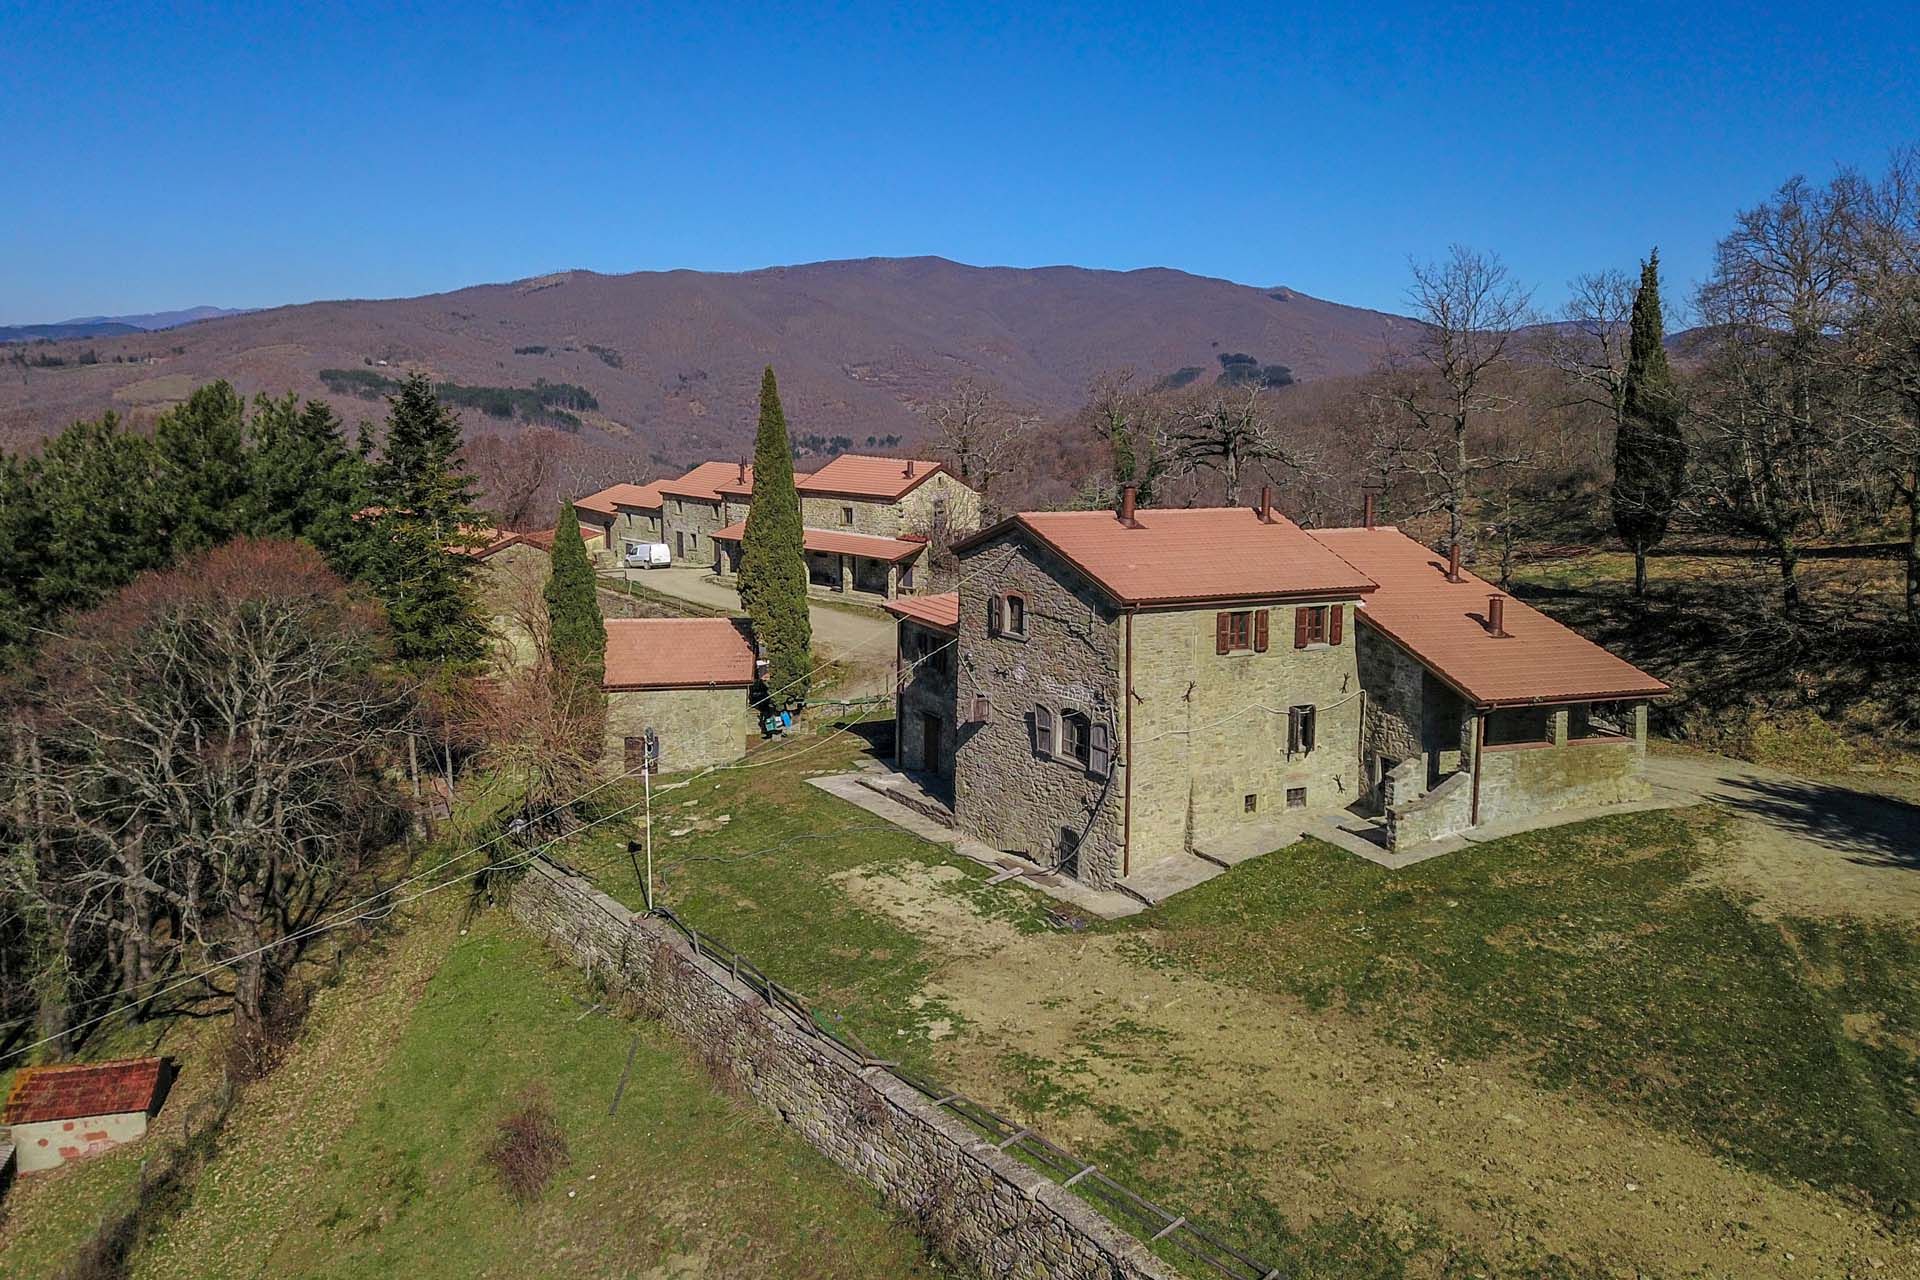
[3,1,1915,323]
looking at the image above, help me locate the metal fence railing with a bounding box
[555,866,1284,1280]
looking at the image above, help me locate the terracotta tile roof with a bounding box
[710,521,928,564]
[574,483,663,518]
[3,1058,167,1126]
[658,461,752,502]
[884,592,960,632]
[1309,526,1670,706]
[798,455,945,500]
[603,618,758,690]
[956,507,1378,607]
[466,527,557,558]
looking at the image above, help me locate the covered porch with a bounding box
[711,522,929,601]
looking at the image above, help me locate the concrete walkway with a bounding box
[807,771,1143,919]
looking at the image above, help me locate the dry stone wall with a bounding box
[508,858,1174,1280]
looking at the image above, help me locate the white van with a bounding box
[623,541,672,570]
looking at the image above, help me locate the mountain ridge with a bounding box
[0,257,1414,463]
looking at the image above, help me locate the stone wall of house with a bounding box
[1476,704,1650,824]
[605,506,663,549]
[603,686,754,774]
[663,496,728,565]
[1128,601,1364,865]
[952,530,1126,885]
[896,471,982,540]
[506,858,1174,1280]
[1385,769,1473,847]
[800,471,981,541]
[896,621,958,776]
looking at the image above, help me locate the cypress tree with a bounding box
[1613,250,1688,597]
[544,502,606,713]
[737,367,812,709]
[365,373,486,664]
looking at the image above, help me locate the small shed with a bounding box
[2,1057,172,1172]
[602,618,760,774]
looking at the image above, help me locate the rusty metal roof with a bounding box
[3,1058,167,1126]
[1310,526,1669,706]
[603,618,758,690]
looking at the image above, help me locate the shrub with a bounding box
[485,1087,570,1204]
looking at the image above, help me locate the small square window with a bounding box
[1244,793,1258,814]
[1286,787,1308,810]
[1003,593,1028,639]
[1059,710,1092,767]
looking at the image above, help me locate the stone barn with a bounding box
[602,617,760,774]
[2,1057,172,1173]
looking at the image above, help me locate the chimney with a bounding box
[1257,485,1273,522]
[904,459,916,477]
[736,459,747,483]
[1363,492,1376,530]
[1487,594,1508,637]
[1118,483,1138,525]
[1447,541,1462,582]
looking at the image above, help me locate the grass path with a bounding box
[124,898,947,1279]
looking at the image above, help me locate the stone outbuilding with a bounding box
[574,483,664,563]
[602,617,760,775]
[466,528,557,669]
[1313,524,1668,846]
[895,492,1668,893]
[2,1057,172,1173]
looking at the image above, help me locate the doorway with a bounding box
[919,711,945,775]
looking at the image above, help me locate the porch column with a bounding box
[839,554,851,593]
[1633,701,1649,749]
[1550,706,1569,747]
[885,562,899,599]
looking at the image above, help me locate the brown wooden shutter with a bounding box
[1254,609,1270,652]
[1294,606,1309,648]
[987,594,1002,637]
[1033,704,1054,759]
[1287,706,1303,753]
[1215,612,1231,654]
[1088,723,1111,779]
[1329,604,1344,645]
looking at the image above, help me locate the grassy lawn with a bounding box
[129,908,948,1279]
[1134,809,1920,1218]
[552,721,1920,1275]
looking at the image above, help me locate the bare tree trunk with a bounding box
[1633,547,1648,598]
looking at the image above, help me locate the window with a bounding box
[1286,787,1308,810]
[1570,701,1631,740]
[1059,710,1092,767]
[1244,793,1258,814]
[1032,704,1054,759]
[991,592,1029,640]
[1214,608,1268,654]
[1287,704,1317,755]
[899,564,914,590]
[624,729,661,774]
[841,505,855,526]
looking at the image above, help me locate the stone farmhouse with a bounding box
[601,617,760,774]
[577,453,981,602]
[884,489,1667,891]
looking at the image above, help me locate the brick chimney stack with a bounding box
[904,459,915,477]
[1447,541,1462,582]
[736,459,747,483]
[1487,594,1508,637]
[1363,492,1376,530]
[1257,485,1273,522]
[1118,483,1138,525]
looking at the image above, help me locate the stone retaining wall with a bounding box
[508,857,1173,1280]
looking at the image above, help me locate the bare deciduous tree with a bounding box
[1166,383,1318,505]
[466,428,567,530]
[1370,246,1536,554]
[18,540,407,1035]
[924,378,1036,510]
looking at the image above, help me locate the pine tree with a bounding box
[31,413,166,622]
[153,380,249,554]
[246,394,368,567]
[1613,250,1689,597]
[364,373,486,664]
[544,502,606,714]
[737,367,811,709]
